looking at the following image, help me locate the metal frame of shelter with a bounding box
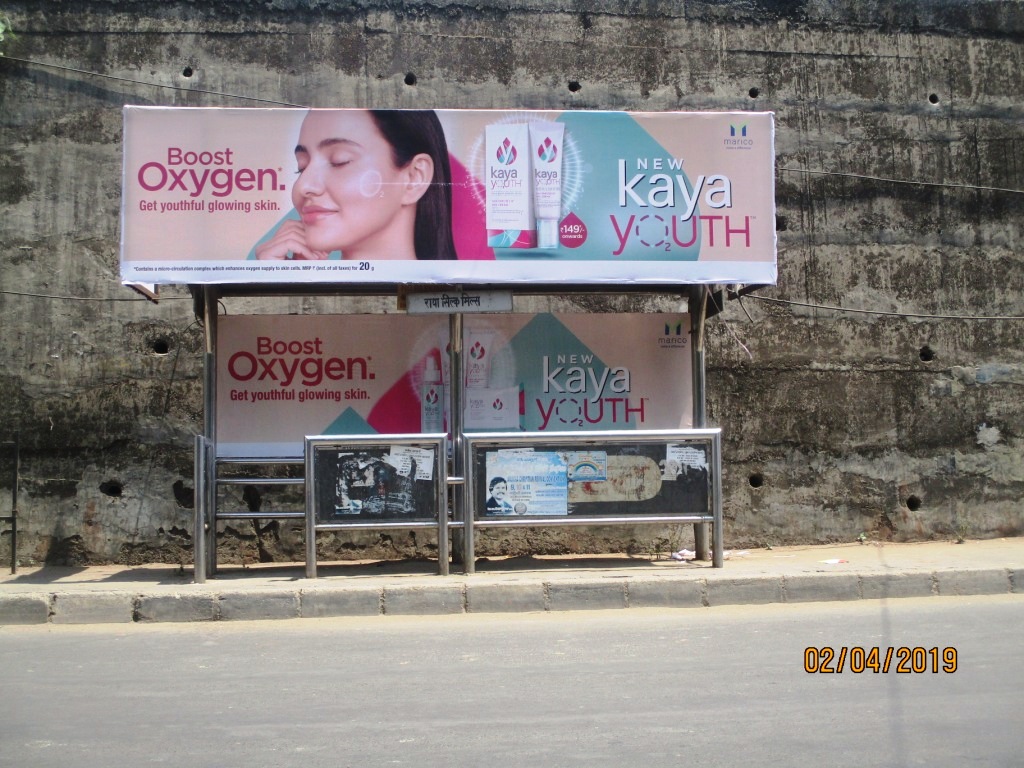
[1,432,18,574]
[191,283,732,582]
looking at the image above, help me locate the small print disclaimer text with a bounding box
[803,647,958,674]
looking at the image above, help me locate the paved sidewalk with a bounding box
[1,538,1021,625]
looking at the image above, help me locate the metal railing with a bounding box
[194,428,724,581]
[194,436,305,582]
[463,429,724,571]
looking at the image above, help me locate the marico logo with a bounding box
[469,341,487,360]
[658,321,688,348]
[496,137,518,165]
[725,124,754,149]
[425,388,439,405]
[536,136,558,163]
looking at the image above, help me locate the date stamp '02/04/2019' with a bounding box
[804,647,958,674]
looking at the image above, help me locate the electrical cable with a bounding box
[744,294,1024,321]
[1,55,307,107]
[0,289,189,302]
[6,56,1022,196]
[4,57,1022,318]
[778,167,1024,196]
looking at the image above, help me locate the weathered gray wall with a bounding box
[1,0,1022,565]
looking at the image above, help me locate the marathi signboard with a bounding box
[121,107,776,286]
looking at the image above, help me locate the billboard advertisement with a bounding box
[215,313,692,457]
[216,314,448,457]
[121,107,776,286]
[462,313,692,433]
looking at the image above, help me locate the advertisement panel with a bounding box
[216,312,692,457]
[462,312,692,433]
[121,107,775,286]
[216,314,448,457]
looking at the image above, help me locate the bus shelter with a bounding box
[120,107,776,580]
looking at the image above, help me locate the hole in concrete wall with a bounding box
[919,345,935,362]
[580,14,593,29]
[906,495,922,511]
[404,72,417,86]
[172,480,194,509]
[568,80,582,93]
[748,87,760,99]
[150,337,171,356]
[100,480,123,498]
[749,473,765,488]
[776,215,788,232]
[242,485,262,513]
[182,66,194,78]
[928,93,940,104]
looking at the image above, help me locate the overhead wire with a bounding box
[3,55,1022,316]
[778,167,1024,196]
[742,294,1024,322]
[0,289,189,302]
[1,55,307,107]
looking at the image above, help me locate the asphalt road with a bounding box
[1,595,1021,767]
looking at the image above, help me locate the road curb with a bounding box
[3,568,1023,626]
[51,593,135,624]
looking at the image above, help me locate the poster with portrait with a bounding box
[121,107,776,286]
[483,450,569,517]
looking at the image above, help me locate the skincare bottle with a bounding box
[465,330,494,389]
[420,355,444,433]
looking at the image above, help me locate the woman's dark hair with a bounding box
[488,476,507,492]
[369,110,458,260]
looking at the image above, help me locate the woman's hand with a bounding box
[254,219,330,260]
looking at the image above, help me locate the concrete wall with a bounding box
[1,0,1021,565]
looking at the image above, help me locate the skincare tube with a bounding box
[485,123,534,248]
[529,121,565,249]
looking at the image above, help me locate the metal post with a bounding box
[193,434,207,583]
[6,431,19,574]
[202,287,219,576]
[436,437,449,576]
[304,442,317,578]
[691,287,710,561]
[712,430,724,568]
[449,312,472,573]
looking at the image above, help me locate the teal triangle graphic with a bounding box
[555,112,701,262]
[321,407,378,436]
[504,314,630,431]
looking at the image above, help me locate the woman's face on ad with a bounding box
[292,111,424,259]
